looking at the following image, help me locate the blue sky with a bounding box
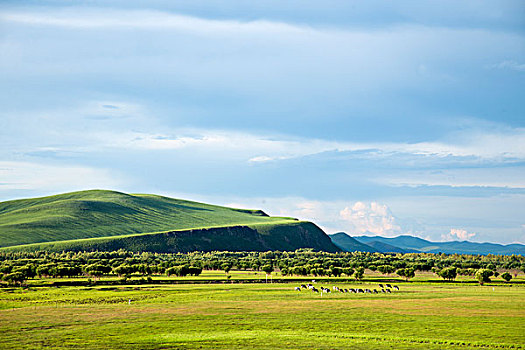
[1,0,524,244]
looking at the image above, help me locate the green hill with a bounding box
[0,190,339,253]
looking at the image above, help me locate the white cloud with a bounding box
[339,201,402,236]
[441,228,476,241]
[248,156,288,163]
[245,127,525,165]
[4,100,524,192]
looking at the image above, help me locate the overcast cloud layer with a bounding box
[1,0,524,244]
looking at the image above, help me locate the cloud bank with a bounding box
[339,202,402,236]
[441,228,477,241]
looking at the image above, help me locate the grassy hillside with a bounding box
[0,190,339,252]
[2,221,338,253]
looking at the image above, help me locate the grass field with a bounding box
[1,277,524,349]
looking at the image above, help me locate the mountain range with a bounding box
[330,232,525,255]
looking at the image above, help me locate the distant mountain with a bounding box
[329,232,377,252]
[0,190,339,253]
[365,241,418,254]
[353,235,525,255]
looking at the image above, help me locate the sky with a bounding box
[1,0,524,244]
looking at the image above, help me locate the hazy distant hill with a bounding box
[353,235,525,255]
[0,190,339,253]
[365,241,418,254]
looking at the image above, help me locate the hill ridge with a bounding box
[0,190,339,252]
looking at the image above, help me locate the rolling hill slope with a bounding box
[0,190,339,253]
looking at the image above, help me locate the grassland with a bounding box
[0,190,283,246]
[1,275,524,349]
[0,190,338,252]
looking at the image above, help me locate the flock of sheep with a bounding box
[294,283,400,294]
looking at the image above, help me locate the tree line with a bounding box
[0,249,522,286]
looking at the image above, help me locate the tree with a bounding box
[84,263,111,279]
[36,263,56,278]
[188,266,202,276]
[396,268,415,281]
[261,264,274,275]
[354,267,365,280]
[330,267,343,277]
[165,266,179,277]
[501,272,512,282]
[13,264,36,279]
[221,262,232,274]
[377,265,395,275]
[475,269,493,285]
[342,267,354,277]
[437,267,457,281]
[165,265,191,277]
[113,264,134,277]
[2,272,26,286]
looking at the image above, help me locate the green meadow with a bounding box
[0,190,293,247]
[1,277,524,349]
